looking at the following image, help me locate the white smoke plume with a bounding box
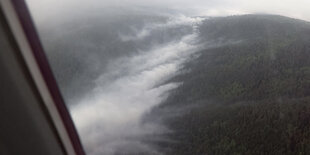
[70,16,204,155]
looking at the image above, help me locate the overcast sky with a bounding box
[27,0,310,22]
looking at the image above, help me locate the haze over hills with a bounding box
[35,11,310,154]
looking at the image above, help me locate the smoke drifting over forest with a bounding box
[70,15,203,154]
[26,0,310,154]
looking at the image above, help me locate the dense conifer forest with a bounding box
[153,15,310,154]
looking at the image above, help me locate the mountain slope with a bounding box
[153,15,310,154]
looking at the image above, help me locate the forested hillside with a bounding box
[153,15,310,154]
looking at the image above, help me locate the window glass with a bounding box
[26,0,310,154]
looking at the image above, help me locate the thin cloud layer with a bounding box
[27,0,310,22]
